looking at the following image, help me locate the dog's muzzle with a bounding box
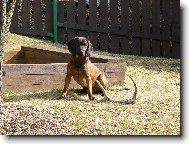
[82,44,93,57]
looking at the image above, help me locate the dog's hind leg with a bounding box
[86,76,95,100]
[98,73,108,89]
[93,73,108,94]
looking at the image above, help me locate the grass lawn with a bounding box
[0,33,180,135]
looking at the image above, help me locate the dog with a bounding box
[59,37,108,100]
[58,37,137,104]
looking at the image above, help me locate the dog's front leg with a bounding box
[57,74,72,100]
[58,62,73,100]
[62,74,72,97]
[86,76,95,100]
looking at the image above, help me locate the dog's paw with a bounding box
[89,97,96,100]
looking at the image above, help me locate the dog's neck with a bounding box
[71,55,90,68]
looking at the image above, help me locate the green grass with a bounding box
[5,33,66,52]
[0,33,180,135]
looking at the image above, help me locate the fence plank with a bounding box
[10,0,19,32]
[172,42,180,59]
[100,0,108,29]
[22,0,30,32]
[132,38,141,55]
[99,0,109,52]
[89,0,97,27]
[162,0,171,40]
[111,0,118,32]
[99,34,109,52]
[89,0,97,28]
[77,0,87,37]
[89,32,98,51]
[67,30,76,41]
[58,1,66,43]
[142,0,150,36]
[89,0,97,51]
[121,37,130,55]
[162,0,171,58]
[142,39,151,56]
[121,0,129,33]
[152,40,161,57]
[172,0,180,41]
[132,0,140,55]
[67,0,76,27]
[111,35,120,54]
[110,0,119,53]
[78,0,86,26]
[67,0,76,41]
[121,0,129,54]
[141,0,151,56]
[162,42,171,58]
[132,0,140,34]
[78,31,88,38]
[45,0,53,33]
[152,0,160,35]
[33,0,43,35]
[151,0,161,57]
[171,0,180,58]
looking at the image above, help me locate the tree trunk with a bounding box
[0,0,16,101]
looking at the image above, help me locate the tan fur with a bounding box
[59,55,108,100]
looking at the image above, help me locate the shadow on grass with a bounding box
[3,86,101,103]
[3,88,85,103]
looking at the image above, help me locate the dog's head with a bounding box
[67,37,93,57]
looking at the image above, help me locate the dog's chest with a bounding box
[71,68,88,87]
[69,59,100,87]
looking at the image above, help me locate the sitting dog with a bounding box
[59,37,108,100]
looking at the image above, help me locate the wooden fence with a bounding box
[10,0,180,58]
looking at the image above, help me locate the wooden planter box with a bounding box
[3,46,126,92]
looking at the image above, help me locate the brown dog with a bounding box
[58,37,137,104]
[60,37,108,100]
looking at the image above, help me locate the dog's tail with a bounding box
[96,75,137,104]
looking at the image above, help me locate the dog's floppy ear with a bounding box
[88,40,93,52]
[67,38,78,55]
[85,39,93,57]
